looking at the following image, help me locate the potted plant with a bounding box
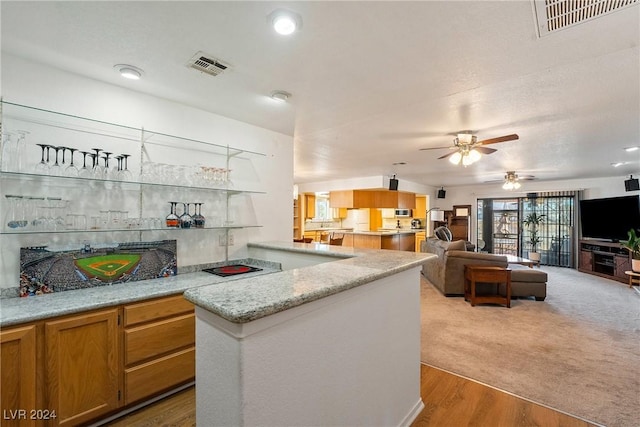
[523,212,546,263]
[621,228,640,272]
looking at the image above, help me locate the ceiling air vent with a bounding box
[534,0,639,36]
[187,51,229,76]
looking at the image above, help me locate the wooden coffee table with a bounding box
[505,254,535,268]
[464,265,512,308]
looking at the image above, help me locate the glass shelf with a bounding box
[1,101,266,159]
[0,225,263,235]
[0,170,266,195]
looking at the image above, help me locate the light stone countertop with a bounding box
[0,259,280,327]
[183,241,434,324]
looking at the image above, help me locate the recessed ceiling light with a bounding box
[611,162,625,167]
[268,9,302,35]
[270,90,291,102]
[114,64,144,80]
[625,146,639,152]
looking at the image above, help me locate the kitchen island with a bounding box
[185,241,434,427]
[341,229,417,251]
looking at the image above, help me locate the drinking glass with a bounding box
[1,132,14,171]
[78,151,92,178]
[180,203,193,229]
[165,202,180,228]
[193,203,205,228]
[91,148,104,179]
[120,154,133,181]
[5,195,23,230]
[34,144,51,175]
[49,146,63,176]
[65,148,79,177]
[14,131,29,172]
[30,197,46,230]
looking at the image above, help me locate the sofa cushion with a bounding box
[509,265,548,283]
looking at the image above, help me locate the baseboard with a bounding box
[398,398,425,427]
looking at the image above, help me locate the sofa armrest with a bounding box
[442,252,509,295]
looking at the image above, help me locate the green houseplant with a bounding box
[523,212,546,262]
[621,228,640,272]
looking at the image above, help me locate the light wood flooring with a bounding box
[106,364,597,427]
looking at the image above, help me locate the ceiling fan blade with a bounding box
[419,146,453,151]
[475,147,497,154]
[437,151,457,160]
[477,134,519,145]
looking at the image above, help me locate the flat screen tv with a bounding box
[579,195,640,241]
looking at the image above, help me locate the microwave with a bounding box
[395,209,412,217]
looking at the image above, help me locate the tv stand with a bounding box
[578,240,631,283]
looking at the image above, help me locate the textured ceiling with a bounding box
[1,1,639,188]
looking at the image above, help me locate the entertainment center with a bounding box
[578,240,631,283]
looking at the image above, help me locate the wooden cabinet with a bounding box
[122,295,195,405]
[579,240,631,283]
[304,194,316,219]
[415,231,426,252]
[1,325,37,427]
[397,192,416,209]
[293,196,301,239]
[45,308,120,427]
[329,190,415,209]
[415,196,426,219]
[1,294,195,426]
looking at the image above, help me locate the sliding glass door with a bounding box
[477,193,576,267]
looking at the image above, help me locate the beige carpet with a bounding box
[420,266,640,427]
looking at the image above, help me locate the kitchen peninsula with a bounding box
[185,241,434,426]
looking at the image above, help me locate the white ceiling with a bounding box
[2,1,639,188]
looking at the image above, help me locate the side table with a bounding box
[464,265,512,308]
[624,270,640,288]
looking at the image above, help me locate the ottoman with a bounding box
[507,265,547,301]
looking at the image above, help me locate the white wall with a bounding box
[0,54,293,293]
[298,175,434,195]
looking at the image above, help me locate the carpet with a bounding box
[420,266,640,427]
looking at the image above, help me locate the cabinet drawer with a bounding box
[124,295,194,327]
[124,347,195,405]
[125,313,194,365]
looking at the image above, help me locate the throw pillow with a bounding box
[445,240,467,252]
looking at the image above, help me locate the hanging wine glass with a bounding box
[91,148,104,179]
[179,203,193,229]
[49,146,63,176]
[193,203,205,228]
[5,195,22,230]
[165,202,180,228]
[78,151,92,178]
[120,153,133,181]
[34,144,50,175]
[64,148,79,177]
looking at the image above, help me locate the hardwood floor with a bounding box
[105,364,597,426]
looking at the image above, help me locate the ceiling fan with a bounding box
[420,132,519,166]
[485,171,535,190]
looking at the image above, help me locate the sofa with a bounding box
[421,238,547,300]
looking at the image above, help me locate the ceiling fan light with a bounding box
[462,153,474,166]
[468,149,481,163]
[503,181,513,190]
[449,152,462,165]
